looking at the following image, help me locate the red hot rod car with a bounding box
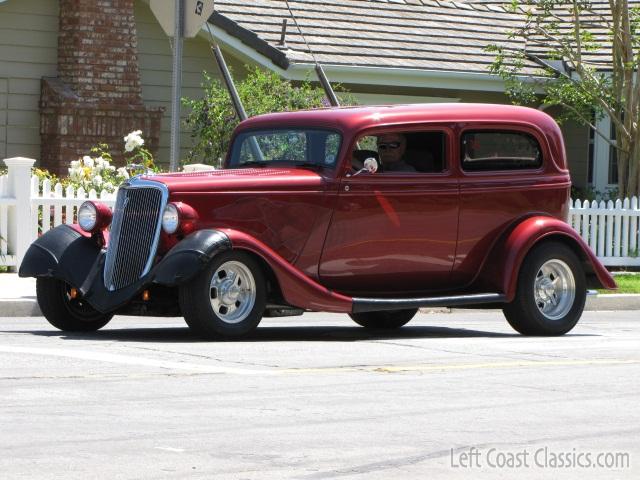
[20,103,616,338]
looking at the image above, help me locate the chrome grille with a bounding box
[103,180,167,291]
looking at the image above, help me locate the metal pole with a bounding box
[169,0,183,172]
[315,64,340,107]
[210,41,263,161]
[212,44,248,121]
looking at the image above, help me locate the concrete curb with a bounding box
[586,294,640,311]
[0,295,638,318]
[0,298,41,317]
[430,294,640,314]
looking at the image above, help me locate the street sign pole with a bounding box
[150,0,215,171]
[169,0,184,172]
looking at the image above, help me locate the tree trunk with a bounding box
[628,137,640,197]
[617,136,630,198]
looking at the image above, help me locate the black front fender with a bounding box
[18,225,101,289]
[19,226,232,313]
[153,229,231,286]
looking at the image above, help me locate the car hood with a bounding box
[142,167,327,193]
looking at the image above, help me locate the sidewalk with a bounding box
[0,273,40,316]
[1,273,639,317]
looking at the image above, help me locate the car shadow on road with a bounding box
[9,325,595,343]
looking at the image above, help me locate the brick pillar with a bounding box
[40,0,164,175]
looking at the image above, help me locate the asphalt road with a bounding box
[1,311,639,480]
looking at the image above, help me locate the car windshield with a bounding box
[228,128,342,168]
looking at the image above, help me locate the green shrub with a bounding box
[182,66,356,167]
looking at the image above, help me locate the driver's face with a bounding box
[377,134,406,164]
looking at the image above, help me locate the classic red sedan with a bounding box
[20,103,616,338]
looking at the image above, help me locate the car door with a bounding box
[318,128,459,295]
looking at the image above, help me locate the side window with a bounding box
[351,131,447,174]
[461,131,542,171]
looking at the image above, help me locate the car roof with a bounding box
[236,103,560,135]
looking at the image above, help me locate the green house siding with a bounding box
[0,0,58,160]
[135,1,246,165]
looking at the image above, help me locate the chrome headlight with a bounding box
[78,201,98,232]
[162,203,180,234]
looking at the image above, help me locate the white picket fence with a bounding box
[2,156,640,269]
[31,176,117,239]
[0,172,17,267]
[569,197,640,266]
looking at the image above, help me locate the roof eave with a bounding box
[205,16,541,94]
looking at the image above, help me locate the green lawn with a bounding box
[598,274,640,294]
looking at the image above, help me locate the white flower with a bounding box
[124,130,145,152]
[107,165,116,172]
[117,167,130,179]
[70,160,81,169]
[103,182,114,191]
[94,157,107,170]
[94,175,103,186]
[82,156,94,168]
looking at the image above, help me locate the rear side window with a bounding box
[461,131,542,171]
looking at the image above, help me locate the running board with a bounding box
[352,293,507,313]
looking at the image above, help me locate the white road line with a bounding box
[0,345,265,375]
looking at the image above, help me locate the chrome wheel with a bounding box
[210,260,257,324]
[533,259,576,321]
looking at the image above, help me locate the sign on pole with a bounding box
[150,0,215,38]
[149,0,215,171]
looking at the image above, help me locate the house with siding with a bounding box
[0,0,617,193]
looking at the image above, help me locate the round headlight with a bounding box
[78,201,97,232]
[162,203,180,234]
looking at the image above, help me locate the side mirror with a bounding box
[363,157,378,173]
[352,157,378,177]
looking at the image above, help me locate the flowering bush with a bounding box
[123,130,155,171]
[67,144,127,193]
[27,130,159,194]
[65,131,158,193]
[124,130,144,152]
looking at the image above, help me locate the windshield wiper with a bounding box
[237,161,322,169]
[290,162,323,168]
[237,161,270,168]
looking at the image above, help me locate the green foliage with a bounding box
[571,185,619,202]
[182,67,356,167]
[598,274,640,294]
[486,0,640,196]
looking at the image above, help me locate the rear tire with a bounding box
[349,308,418,329]
[503,241,586,336]
[36,278,113,332]
[179,251,266,339]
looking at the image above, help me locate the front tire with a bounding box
[349,308,418,329]
[179,251,266,339]
[36,278,113,332]
[503,241,586,336]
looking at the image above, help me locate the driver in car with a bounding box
[377,133,416,172]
